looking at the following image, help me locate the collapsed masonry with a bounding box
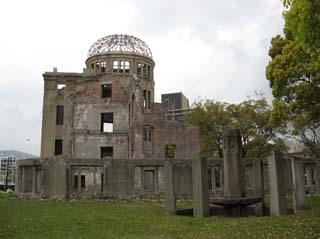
[15,34,200,200]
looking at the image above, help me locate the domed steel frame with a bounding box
[87,34,153,59]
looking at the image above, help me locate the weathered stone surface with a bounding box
[268,150,288,216]
[223,129,245,198]
[252,159,265,216]
[291,158,307,213]
[192,158,209,217]
[164,160,176,215]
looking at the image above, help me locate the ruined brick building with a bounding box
[15,34,200,199]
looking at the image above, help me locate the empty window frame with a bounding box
[101,147,113,159]
[101,113,113,132]
[113,61,119,72]
[101,84,112,98]
[143,90,151,109]
[143,126,152,141]
[56,105,64,125]
[74,175,78,188]
[143,64,147,77]
[147,91,151,109]
[125,61,130,73]
[100,61,106,73]
[147,65,151,77]
[101,173,104,192]
[54,139,63,156]
[57,84,65,96]
[81,175,86,188]
[119,61,124,73]
[137,63,142,75]
[165,144,175,159]
[113,61,130,73]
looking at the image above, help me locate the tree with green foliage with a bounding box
[187,98,286,158]
[266,0,320,157]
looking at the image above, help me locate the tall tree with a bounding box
[187,98,285,158]
[266,0,320,157]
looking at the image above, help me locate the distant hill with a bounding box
[0,150,38,159]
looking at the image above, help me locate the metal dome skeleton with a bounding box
[87,34,153,59]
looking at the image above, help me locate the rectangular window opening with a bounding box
[119,61,124,73]
[74,175,78,188]
[101,173,104,192]
[81,175,86,188]
[54,139,63,156]
[143,126,152,141]
[147,91,151,109]
[101,147,113,160]
[137,63,142,75]
[165,144,175,159]
[143,90,147,108]
[125,61,130,73]
[147,65,151,78]
[143,64,147,76]
[101,84,112,98]
[56,105,64,125]
[101,61,106,73]
[101,113,113,132]
[113,61,119,72]
[57,84,65,95]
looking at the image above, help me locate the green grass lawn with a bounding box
[0,194,320,239]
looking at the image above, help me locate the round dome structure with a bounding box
[87,34,153,59]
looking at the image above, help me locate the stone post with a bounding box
[252,159,264,216]
[164,160,176,215]
[291,158,307,213]
[316,162,320,193]
[15,166,21,194]
[306,165,313,187]
[77,172,81,195]
[32,166,37,197]
[211,166,216,194]
[192,158,209,217]
[223,129,245,198]
[223,129,247,217]
[268,150,287,216]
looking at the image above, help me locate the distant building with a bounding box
[0,157,16,189]
[161,92,191,122]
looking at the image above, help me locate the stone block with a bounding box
[268,151,287,216]
[164,160,176,215]
[192,158,209,217]
[291,158,307,213]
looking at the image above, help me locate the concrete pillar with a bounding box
[291,158,307,213]
[77,172,81,195]
[32,166,37,197]
[192,158,209,217]
[252,159,264,216]
[164,160,176,215]
[15,166,22,194]
[315,163,320,193]
[306,165,313,187]
[268,150,288,216]
[211,166,216,194]
[219,165,224,193]
[21,167,25,193]
[223,129,245,198]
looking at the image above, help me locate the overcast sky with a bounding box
[0,0,284,156]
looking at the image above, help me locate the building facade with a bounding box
[0,157,16,189]
[15,34,200,200]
